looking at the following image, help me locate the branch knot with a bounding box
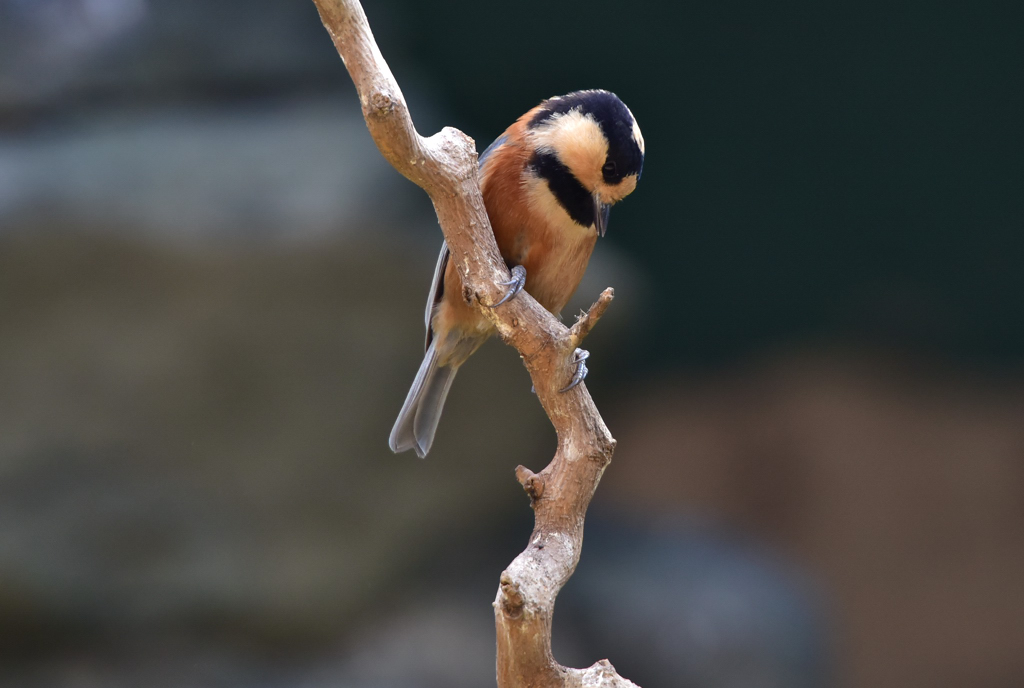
[498,572,525,618]
[365,91,398,119]
[515,465,545,504]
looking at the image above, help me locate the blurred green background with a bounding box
[1,1,1022,687]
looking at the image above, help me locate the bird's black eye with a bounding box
[602,161,617,180]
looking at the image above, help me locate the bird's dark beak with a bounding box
[593,194,611,237]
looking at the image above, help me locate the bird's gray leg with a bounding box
[560,348,590,392]
[489,265,526,308]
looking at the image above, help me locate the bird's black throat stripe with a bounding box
[529,152,595,229]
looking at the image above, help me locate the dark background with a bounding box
[1,1,1022,687]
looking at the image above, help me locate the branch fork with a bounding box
[312,2,638,685]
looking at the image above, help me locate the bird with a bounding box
[389,89,645,458]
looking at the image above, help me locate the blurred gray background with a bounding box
[1,1,1022,687]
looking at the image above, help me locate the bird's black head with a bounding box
[526,90,644,234]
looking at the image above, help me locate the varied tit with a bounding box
[389,89,645,458]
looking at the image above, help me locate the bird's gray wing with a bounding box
[424,240,449,350]
[478,134,507,167]
[422,134,509,350]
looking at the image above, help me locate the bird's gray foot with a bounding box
[490,265,526,308]
[560,348,590,392]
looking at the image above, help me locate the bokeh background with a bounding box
[1,1,1022,686]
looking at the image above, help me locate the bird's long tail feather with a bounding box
[389,341,458,459]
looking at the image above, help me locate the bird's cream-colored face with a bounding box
[531,109,642,205]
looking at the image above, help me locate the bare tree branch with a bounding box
[311,2,639,686]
